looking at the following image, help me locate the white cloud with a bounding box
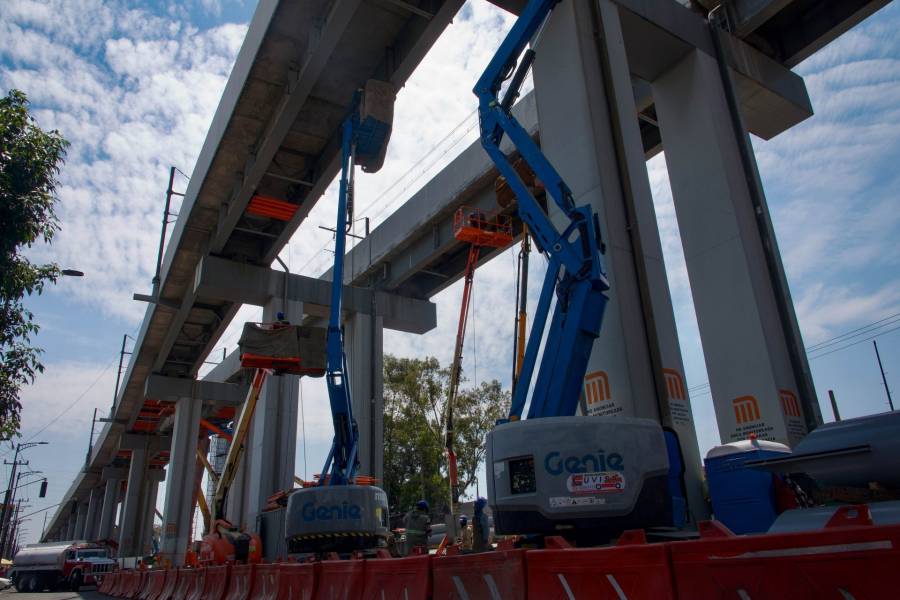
[1,1,247,322]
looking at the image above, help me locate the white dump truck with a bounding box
[9,541,116,592]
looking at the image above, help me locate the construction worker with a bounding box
[473,497,490,552]
[403,500,431,555]
[459,515,473,551]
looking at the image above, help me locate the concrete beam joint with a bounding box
[145,374,249,406]
[119,433,172,453]
[194,256,436,334]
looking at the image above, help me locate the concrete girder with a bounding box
[118,434,171,453]
[721,0,891,66]
[145,374,248,407]
[485,0,812,142]
[194,255,437,334]
[209,0,364,256]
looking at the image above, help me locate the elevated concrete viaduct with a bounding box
[42,0,890,565]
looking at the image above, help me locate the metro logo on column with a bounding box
[663,368,685,401]
[779,389,802,418]
[732,395,761,424]
[583,371,611,407]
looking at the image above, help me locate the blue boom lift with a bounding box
[284,81,393,554]
[476,0,683,542]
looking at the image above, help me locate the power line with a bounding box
[684,312,900,397]
[806,312,900,352]
[808,323,900,360]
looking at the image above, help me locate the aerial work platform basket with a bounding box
[453,206,514,248]
[238,322,327,376]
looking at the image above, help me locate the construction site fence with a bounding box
[95,514,900,600]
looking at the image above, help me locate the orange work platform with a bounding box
[453,206,514,248]
[246,194,299,222]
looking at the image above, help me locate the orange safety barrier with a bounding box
[98,571,117,595]
[224,563,256,600]
[249,563,278,600]
[432,549,527,599]
[196,564,231,600]
[111,570,132,597]
[670,510,900,599]
[140,569,168,600]
[157,568,180,600]
[526,535,675,599]
[363,555,430,600]
[118,570,144,599]
[272,562,318,600]
[175,568,205,600]
[314,560,364,600]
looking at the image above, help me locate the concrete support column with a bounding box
[160,394,203,566]
[98,478,122,540]
[532,0,706,519]
[652,48,821,446]
[83,486,103,540]
[73,501,88,540]
[118,442,164,556]
[244,297,301,532]
[345,312,384,480]
[139,479,160,556]
[119,445,148,555]
[65,510,76,540]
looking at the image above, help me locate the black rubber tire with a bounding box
[23,574,39,593]
[70,570,83,591]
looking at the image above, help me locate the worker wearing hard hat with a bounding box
[403,500,432,556]
[473,497,491,552]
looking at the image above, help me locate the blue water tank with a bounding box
[705,438,791,534]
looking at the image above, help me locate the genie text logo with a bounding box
[732,395,761,424]
[544,450,624,476]
[301,501,362,522]
[583,371,611,406]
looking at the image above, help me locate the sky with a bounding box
[1,0,899,546]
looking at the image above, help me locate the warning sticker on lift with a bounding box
[550,496,607,508]
[566,472,626,494]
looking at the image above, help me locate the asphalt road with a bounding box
[0,588,105,599]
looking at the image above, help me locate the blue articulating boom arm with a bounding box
[320,85,392,486]
[320,92,368,487]
[474,0,610,420]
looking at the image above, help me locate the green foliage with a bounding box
[382,354,510,516]
[0,90,69,440]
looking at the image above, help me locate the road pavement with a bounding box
[0,587,105,599]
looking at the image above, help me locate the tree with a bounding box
[382,354,510,517]
[0,90,69,440]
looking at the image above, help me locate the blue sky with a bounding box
[1,0,898,545]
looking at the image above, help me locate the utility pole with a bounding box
[874,340,894,411]
[1,451,26,559]
[112,333,132,413]
[0,441,46,558]
[85,407,98,467]
[828,390,841,422]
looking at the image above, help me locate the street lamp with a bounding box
[61,269,84,277]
